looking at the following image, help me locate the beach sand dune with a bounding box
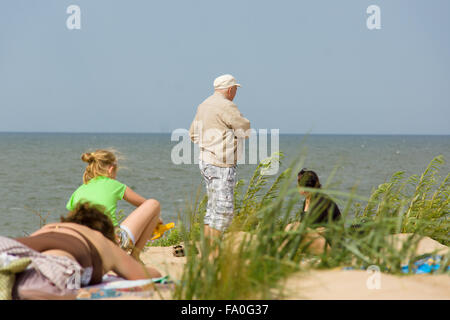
[141,246,187,281]
[138,233,449,300]
[281,269,450,300]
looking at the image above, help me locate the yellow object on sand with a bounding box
[151,223,175,241]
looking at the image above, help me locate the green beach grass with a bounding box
[147,153,449,300]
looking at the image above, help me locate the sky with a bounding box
[0,0,449,135]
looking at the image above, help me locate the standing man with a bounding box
[189,74,251,240]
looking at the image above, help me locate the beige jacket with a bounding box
[189,92,251,167]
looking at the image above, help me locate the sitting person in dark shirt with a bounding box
[283,169,341,255]
[297,169,341,224]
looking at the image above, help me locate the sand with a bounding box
[137,234,449,300]
[280,269,450,300]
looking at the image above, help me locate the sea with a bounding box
[0,133,448,238]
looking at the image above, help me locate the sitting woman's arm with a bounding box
[122,187,163,224]
[123,187,147,207]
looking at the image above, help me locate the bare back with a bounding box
[30,222,160,280]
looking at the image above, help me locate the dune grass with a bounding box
[150,153,449,300]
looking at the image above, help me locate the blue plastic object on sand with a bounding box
[342,255,449,274]
[401,255,448,274]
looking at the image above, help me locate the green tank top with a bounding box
[66,176,127,226]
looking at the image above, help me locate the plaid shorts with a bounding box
[199,161,237,232]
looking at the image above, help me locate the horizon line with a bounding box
[0,131,449,136]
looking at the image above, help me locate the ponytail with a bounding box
[81,149,118,184]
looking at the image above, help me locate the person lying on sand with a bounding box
[66,149,162,261]
[0,203,161,300]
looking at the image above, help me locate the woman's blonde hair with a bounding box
[81,149,118,184]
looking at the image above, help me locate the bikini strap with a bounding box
[44,225,102,264]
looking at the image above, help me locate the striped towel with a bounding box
[0,236,84,292]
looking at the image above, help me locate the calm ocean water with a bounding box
[0,133,448,238]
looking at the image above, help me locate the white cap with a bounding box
[213,74,241,90]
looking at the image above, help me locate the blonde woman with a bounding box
[66,149,162,261]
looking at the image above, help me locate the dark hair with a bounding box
[61,202,116,242]
[297,169,321,189]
